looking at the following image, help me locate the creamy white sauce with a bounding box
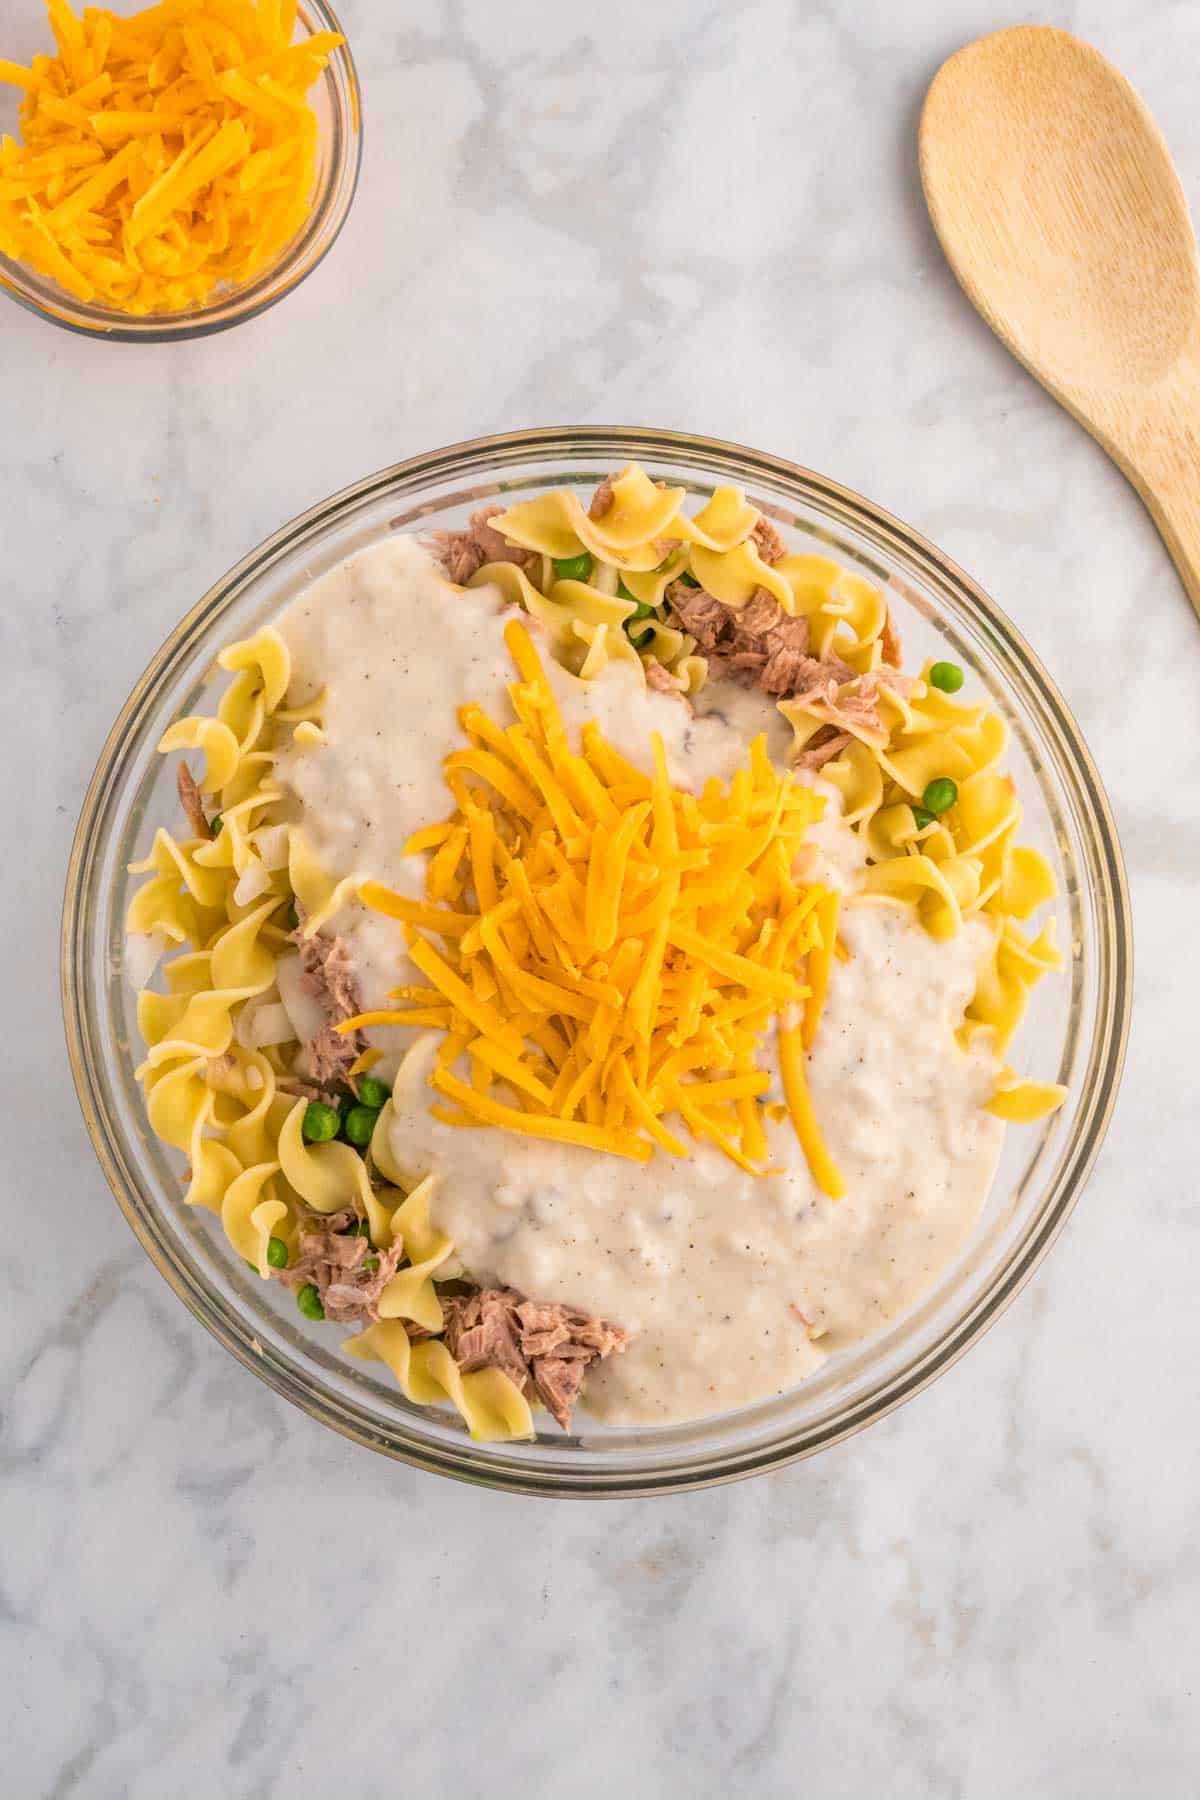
[275,536,1004,1427]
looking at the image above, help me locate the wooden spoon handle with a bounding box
[1102,354,1200,619]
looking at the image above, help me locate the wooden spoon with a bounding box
[920,25,1200,618]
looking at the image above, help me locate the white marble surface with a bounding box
[5,0,1199,1792]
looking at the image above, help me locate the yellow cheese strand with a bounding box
[778,1016,845,1199]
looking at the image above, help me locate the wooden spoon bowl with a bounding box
[921,26,1200,616]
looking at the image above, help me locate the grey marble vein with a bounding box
[3,0,1198,1794]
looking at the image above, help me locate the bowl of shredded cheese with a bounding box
[0,0,360,337]
[63,428,1132,1495]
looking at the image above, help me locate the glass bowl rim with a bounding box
[61,425,1134,1496]
[0,0,361,344]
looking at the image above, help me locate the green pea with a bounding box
[286,900,299,930]
[209,812,223,836]
[266,1236,289,1270]
[678,570,700,589]
[301,1100,339,1143]
[616,579,638,603]
[552,552,593,583]
[929,661,964,694]
[356,1074,391,1110]
[343,1104,379,1148]
[922,777,958,817]
[911,806,935,830]
[361,1255,379,1274]
[296,1283,325,1321]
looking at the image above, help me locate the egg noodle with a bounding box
[125,467,1065,1441]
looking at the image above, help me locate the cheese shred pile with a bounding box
[0,0,343,314]
[344,619,847,1197]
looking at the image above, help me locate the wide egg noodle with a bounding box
[985,1067,1069,1123]
[965,916,1062,1055]
[574,619,643,681]
[220,1161,285,1273]
[186,1138,244,1216]
[690,539,794,611]
[818,569,888,660]
[616,548,689,608]
[490,463,689,572]
[156,716,241,792]
[287,828,357,937]
[277,1097,378,1225]
[217,627,291,714]
[375,1176,452,1334]
[209,1046,287,1168]
[467,562,647,685]
[818,738,883,827]
[345,1322,535,1443]
[137,896,279,1069]
[666,485,760,552]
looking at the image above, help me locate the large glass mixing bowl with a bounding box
[62,428,1132,1496]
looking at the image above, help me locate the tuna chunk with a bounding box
[430,506,537,585]
[290,920,364,1084]
[750,513,787,564]
[441,1287,631,1430]
[441,1288,530,1392]
[795,731,852,771]
[532,1357,589,1429]
[738,588,787,637]
[880,589,904,668]
[589,474,615,519]
[541,1306,628,1360]
[306,1024,361,1088]
[665,581,727,652]
[294,924,359,1018]
[644,657,688,698]
[273,1217,405,1324]
[275,1074,342,1107]
[760,629,823,698]
[176,762,211,839]
[665,578,897,717]
[513,1298,573,1358]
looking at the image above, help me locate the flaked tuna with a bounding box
[290,917,364,1085]
[588,475,615,519]
[441,1287,630,1430]
[274,1216,405,1325]
[176,762,211,839]
[666,579,908,729]
[750,513,787,564]
[644,657,688,697]
[431,506,537,585]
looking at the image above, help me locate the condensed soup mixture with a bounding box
[126,466,1066,1436]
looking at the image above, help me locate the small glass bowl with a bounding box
[62,428,1133,1496]
[0,0,360,342]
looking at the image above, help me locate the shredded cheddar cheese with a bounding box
[345,620,847,1196]
[0,0,343,315]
